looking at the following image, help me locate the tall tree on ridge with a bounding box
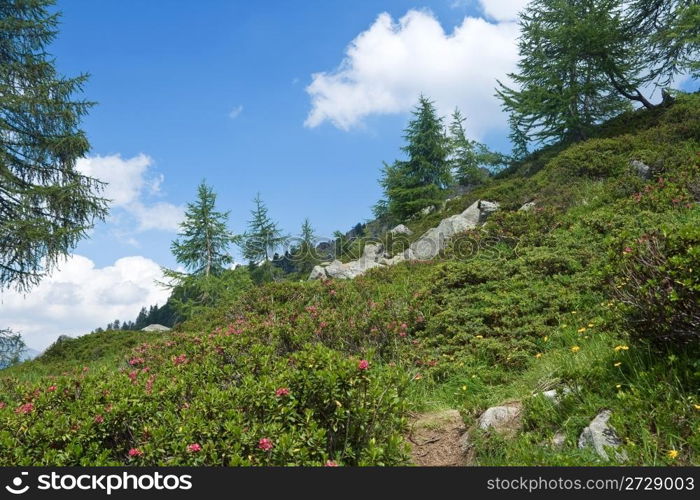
[171,181,236,276]
[240,193,286,264]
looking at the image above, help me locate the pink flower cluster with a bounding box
[187,443,202,453]
[258,438,273,451]
[15,403,34,415]
[357,359,369,371]
[128,357,145,366]
[275,387,290,397]
[173,354,188,366]
[47,385,57,392]
[128,448,143,458]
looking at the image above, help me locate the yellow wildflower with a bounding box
[588,323,594,328]
[461,385,467,391]
[616,384,622,389]
[535,353,543,359]
[693,404,700,410]
[577,327,586,333]
[570,346,581,353]
[614,362,622,367]
[667,449,679,460]
[614,345,629,352]
[543,336,549,342]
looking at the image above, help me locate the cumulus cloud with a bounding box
[76,154,184,233]
[0,254,170,351]
[304,9,520,138]
[478,0,530,21]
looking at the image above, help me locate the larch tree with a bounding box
[496,0,638,151]
[171,181,236,276]
[0,0,108,291]
[380,95,451,220]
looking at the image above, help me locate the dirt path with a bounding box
[407,409,473,466]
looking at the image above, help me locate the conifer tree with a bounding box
[240,193,286,263]
[496,0,636,151]
[171,181,236,276]
[379,95,451,220]
[294,218,319,275]
[0,0,108,291]
[449,109,508,187]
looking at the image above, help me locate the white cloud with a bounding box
[0,255,170,351]
[304,9,520,138]
[478,0,529,21]
[76,154,184,234]
[229,105,244,119]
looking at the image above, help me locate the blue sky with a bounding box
[56,0,510,269]
[4,0,695,350]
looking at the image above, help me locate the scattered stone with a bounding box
[540,386,573,404]
[141,324,171,332]
[308,265,328,280]
[478,402,523,437]
[420,205,435,216]
[389,224,413,236]
[578,410,627,461]
[630,159,651,179]
[519,201,536,211]
[552,431,566,449]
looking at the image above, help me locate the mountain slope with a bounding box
[1,93,698,466]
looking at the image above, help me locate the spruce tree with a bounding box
[240,193,286,263]
[0,0,108,291]
[0,328,25,368]
[496,0,636,151]
[171,181,236,276]
[380,95,451,220]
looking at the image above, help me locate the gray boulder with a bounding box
[141,324,171,332]
[389,224,413,236]
[478,402,523,436]
[407,200,499,260]
[578,410,627,461]
[630,159,651,179]
[519,201,536,212]
[309,265,328,280]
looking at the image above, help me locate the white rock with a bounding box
[308,265,328,280]
[519,201,536,211]
[478,403,522,436]
[389,224,413,236]
[141,324,171,332]
[578,410,627,461]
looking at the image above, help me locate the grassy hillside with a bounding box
[1,94,698,466]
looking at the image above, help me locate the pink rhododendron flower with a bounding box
[258,438,273,451]
[94,415,104,424]
[0,402,6,409]
[173,354,188,366]
[325,460,338,467]
[47,385,57,392]
[128,448,143,457]
[358,359,369,371]
[275,387,290,397]
[128,370,138,383]
[15,403,34,414]
[129,357,145,366]
[187,443,202,453]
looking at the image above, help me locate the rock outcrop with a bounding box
[477,402,523,437]
[578,410,627,461]
[389,224,413,236]
[141,324,171,332]
[309,200,499,280]
[630,159,651,179]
